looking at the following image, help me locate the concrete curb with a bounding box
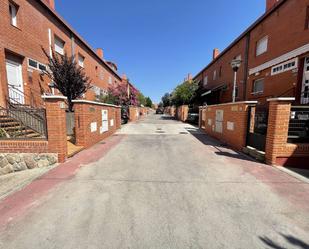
[274,166,309,184]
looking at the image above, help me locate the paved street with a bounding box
[0,114,309,249]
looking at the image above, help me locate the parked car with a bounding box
[156,108,164,114]
[187,107,199,124]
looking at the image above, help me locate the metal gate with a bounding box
[246,104,269,151]
[66,111,75,136]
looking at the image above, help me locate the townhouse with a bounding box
[0,0,123,109]
[194,0,309,105]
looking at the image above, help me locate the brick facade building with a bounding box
[0,0,124,108]
[194,0,309,105]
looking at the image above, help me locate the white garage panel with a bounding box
[101,110,108,133]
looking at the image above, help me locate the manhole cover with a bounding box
[179,132,189,134]
[156,131,165,133]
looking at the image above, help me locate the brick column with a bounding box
[182,105,189,122]
[74,102,87,147]
[43,96,68,163]
[115,107,121,129]
[0,48,8,107]
[265,98,294,166]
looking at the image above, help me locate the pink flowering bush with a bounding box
[101,83,140,107]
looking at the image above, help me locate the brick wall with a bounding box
[193,0,309,105]
[0,0,122,108]
[73,100,121,148]
[200,101,257,151]
[176,105,189,122]
[194,36,248,104]
[129,106,140,122]
[0,140,48,153]
[265,98,309,167]
[247,0,309,103]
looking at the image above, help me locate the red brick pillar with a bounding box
[73,102,87,147]
[0,48,8,107]
[115,107,121,129]
[265,98,294,166]
[43,96,68,163]
[182,105,189,122]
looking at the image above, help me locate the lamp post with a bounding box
[230,59,242,102]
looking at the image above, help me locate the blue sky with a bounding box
[55,0,265,103]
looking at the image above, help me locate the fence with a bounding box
[288,106,309,143]
[199,98,309,168]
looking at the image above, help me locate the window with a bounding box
[203,76,208,86]
[256,36,268,56]
[38,64,47,71]
[213,70,217,80]
[78,54,84,68]
[252,78,264,94]
[219,66,222,77]
[28,59,38,69]
[108,76,112,84]
[27,58,47,72]
[54,36,65,55]
[9,2,18,27]
[271,58,298,75]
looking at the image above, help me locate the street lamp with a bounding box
[230,59,242,102]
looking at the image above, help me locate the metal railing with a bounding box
[288,106,309,143]
[300,89,309,105]
[0,106,47,140]
[8,85,45,108]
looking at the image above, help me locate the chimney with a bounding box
[96,48,104,59]
[122,74,128,84]
[266,0,279,12]
[46,0,55,9]
[213,48,220,60]
[187,73,192,81]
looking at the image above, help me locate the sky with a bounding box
[55,0,265,103]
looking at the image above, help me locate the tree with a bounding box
[43,49,91,111]
[137,92,146,106]
[170,80,198,106]
[145,97,153,107]
[161,93,171,107]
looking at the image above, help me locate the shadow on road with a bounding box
[186,128,258,163]
[259,233,309,249]
[160,115,176,120]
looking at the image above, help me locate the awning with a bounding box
[201,83,227,97]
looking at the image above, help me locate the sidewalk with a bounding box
[0,134,124,231]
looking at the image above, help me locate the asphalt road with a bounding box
[0,114,309,249]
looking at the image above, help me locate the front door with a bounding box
[5,59,24,104]
[301,57,309,105]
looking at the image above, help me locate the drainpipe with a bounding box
[48,28,52,58]
[243,33,250,101]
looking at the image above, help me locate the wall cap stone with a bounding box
[199,101,258,109]
[72,100,121,108]
[42,95,67,100]
[267,97,295,102]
